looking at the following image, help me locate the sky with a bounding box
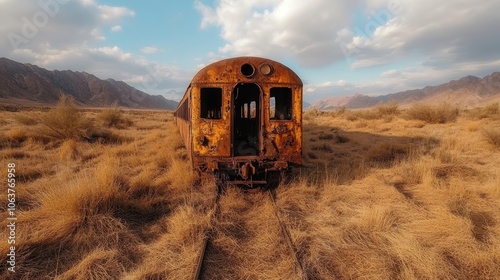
[1,0,499,103]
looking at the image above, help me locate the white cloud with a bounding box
[196,0,500,71]
[305,80,357,96]
[90,28,106,41]
[196,0,500,101]
[1,0,499,103]
[0,0,187,99]
[8,44,189,96]
[342,0,500,70]
[97,5,135,22]
[141,46,159,55]
[80,0,96,6]
[111,25,122,32]
[306,58,500,102]
[196,0,362,67]
[0,0,135,52]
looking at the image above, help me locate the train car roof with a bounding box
[191,56,302,85]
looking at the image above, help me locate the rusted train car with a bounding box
[174,57,302,187]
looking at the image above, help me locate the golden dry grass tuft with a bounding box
[58,139,81,161]
[21,96,126,144]
[346,101,400,122]
[13,113,38,126]
[375,100,400,116]
[406,102,460,123]
[467,102,500,119]
[37,95,94,140]
[483,127,500,148]
[302,107,323,121]
[485,102,500,115]
[1,104,499,279]
[97,106,134,128]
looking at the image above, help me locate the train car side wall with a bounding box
[174,87,193,163]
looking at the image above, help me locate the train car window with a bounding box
[200,88,222,119]
[239,102,257,119]
[250,101,256,119]
[182,101,188,121]
[270,87,292,120]
[242,103,248,118]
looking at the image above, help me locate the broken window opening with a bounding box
[250,101,256,119]
[270,87,292,120]
[200,88,222,119]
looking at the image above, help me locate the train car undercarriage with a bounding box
[197,158,292,189]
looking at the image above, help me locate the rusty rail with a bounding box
[193,182,222,280]
[193,183,307,279]
[268,189,308,280]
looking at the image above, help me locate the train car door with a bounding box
[232,83,261,156]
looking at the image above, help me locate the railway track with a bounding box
[192,182,308,280]
[192,182,222,280]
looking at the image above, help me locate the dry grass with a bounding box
[344,101,400,122]
[37,95,94,140]
[483,127,500,148]
[467,102,500,120]
[1,103,500,279]
[406,102,460,123]
[24,96,125,144]
[13,113,38,126]
[97,106,133,128]
[375,100,400,116]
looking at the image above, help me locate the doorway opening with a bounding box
[233,83,261,156]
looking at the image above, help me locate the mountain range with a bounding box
[2,57,498,111]
[0,57,178,110]
[311,72,500,110]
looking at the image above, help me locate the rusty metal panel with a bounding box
[191,57,302,86]
[176,118,192,161]
[263,86,302,166]
[191,86,231,157]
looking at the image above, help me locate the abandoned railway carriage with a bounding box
[174,57,302,186]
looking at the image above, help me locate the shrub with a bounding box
[341,102,398,121]
[485,102,499,115]
[38,95,93,140]
[345,112,358,121]
[97,107,133,128]
[303,108,322,120]
[406,103,459,123]
[467,103,500,119]
[483,127,500,148]
[345,109,379,121]
[335,105,348,116]
[375,101,399,116]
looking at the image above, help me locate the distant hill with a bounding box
[0,57,178,110]
[311,72,500,110]
[303,100,311,109]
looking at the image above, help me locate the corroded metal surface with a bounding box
[174,57,302,184]
[191,57,302,85]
